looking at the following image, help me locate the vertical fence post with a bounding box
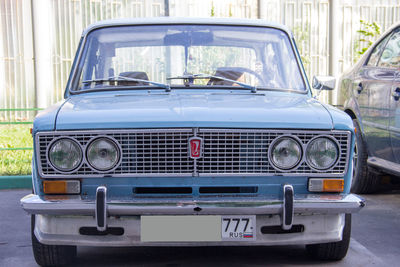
[0,1,6,116]
[329,0,340,105]
[164,0,169,16]
[22,0,35,113]
[32,0,54,109]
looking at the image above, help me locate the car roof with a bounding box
[82,17,293,37]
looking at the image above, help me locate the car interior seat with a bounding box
[207,67,245,86]
[118,71,149,86]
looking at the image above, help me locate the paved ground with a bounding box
[1,183,399,267]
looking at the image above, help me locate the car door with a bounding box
[387,29,400,164]
[357,33,396,162]
[391,72,400,164]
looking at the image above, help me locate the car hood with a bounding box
[55,91,335,130]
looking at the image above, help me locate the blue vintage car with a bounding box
[21,18,364,266]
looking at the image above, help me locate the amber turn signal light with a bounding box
[43,180,80,194]
[308,178,344,192]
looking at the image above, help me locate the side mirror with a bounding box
[312,76,336,90]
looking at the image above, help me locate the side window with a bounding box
[377,30,400,68]
[367,34,391,66]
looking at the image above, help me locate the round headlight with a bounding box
[48,138,82,172]
[87,137,120,171]
[306,137,339,170]
[270,137,302,170]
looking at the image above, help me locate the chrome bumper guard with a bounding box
[21,185,364,231]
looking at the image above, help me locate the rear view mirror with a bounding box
[312,76,336,90]
[164,31,214,46]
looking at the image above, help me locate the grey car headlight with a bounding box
[86,137,120,171]
[48,138,82,172]
[306,137,339,170]
[270,137,302,170]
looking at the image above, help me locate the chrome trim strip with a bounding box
[70,21,310,95]
[21,193,364,216]
[37,128,194,135]
[197,173,347,177]
[198,129,348,134]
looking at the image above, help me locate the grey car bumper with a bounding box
[22,189,364,247]
[21,193,364,216]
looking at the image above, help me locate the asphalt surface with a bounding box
[1,183,399,267]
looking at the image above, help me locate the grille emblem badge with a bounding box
[189,137,203,159]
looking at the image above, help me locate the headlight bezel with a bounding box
[85,136,122,172]
[47,137,83,173]
[305,135,340,171]
[268,135,304,171]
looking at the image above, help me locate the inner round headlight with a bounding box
[49,138,82,172]
[270,137,302,170]
[87,137,120,171]
[306,137,339,170]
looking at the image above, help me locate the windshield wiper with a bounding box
[167,73,257,93]
[81,76,171,92]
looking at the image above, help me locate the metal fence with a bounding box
[0,0,400,120]
[0,108,36,178]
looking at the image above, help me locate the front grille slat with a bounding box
[36,129,350,178]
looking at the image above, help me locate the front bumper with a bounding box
[22,191,364,247]
[21,193,364,216]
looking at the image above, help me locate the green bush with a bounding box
[354,20,381,62]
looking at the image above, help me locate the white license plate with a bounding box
[221,215,256,241]
[141,215,256,242]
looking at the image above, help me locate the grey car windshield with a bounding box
[74,24,306,92]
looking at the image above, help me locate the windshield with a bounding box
[73,24,306,92]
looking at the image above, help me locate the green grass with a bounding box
[0,125,33,175]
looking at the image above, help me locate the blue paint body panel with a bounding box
[81,176,310,198]
[33,101,64,133]
[55,90,334,130]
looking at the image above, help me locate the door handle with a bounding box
[357,83,363,94]
[393,87,400,101]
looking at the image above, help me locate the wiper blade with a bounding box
[167,73,257,93]
[82,76,171,92]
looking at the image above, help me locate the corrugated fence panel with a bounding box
[0,0,35,121]
[338,0,400,74]
[46,0,166,108]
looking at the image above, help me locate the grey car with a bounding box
[337,23,400,193]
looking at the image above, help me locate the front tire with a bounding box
[306,214,351,261]
[351,119,379,194]
[31,215,77,266]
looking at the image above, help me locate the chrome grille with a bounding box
[197,129,350,175]
[36,128,351,178]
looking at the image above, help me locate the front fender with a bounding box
[343,97,366,137]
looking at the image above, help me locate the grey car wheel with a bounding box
[306,214,351,260]
[31,215,77,266]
